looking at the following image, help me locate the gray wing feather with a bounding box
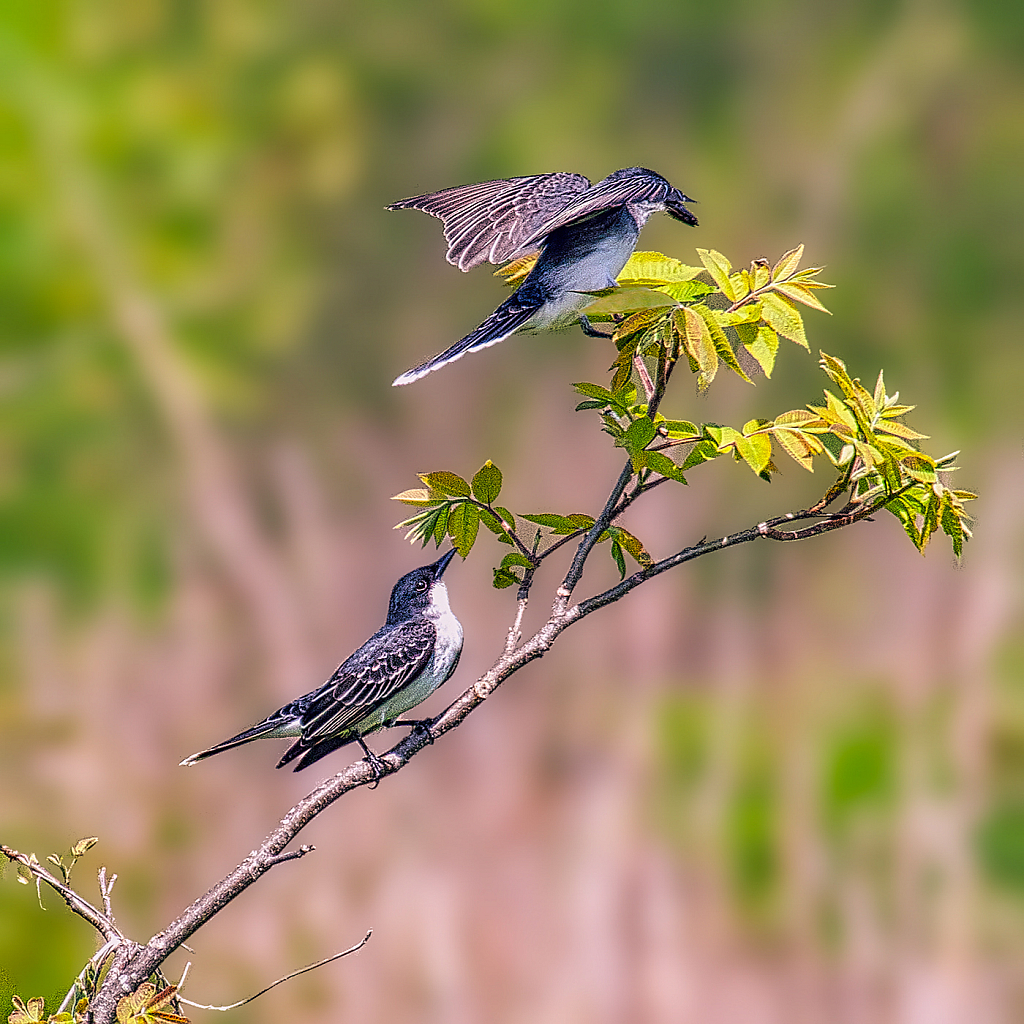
[298,620,436,741]
[516,174,672,250]
[387,172,591,271]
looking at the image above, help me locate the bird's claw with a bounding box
[356,737,388,787]
[396,718,435,744]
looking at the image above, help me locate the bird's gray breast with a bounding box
[526,207,640,330]
[374,583,463,726]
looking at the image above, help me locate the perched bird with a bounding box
[387,166,698,385]
[180,549,462,773]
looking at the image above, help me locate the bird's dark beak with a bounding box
[431,547,458,578]
[666,193,698,227]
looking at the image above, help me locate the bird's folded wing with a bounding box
[387,172,590,271]
[516,173,672,250]
[297,620,437,740]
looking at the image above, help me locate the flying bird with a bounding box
[180,549,462,774]
[387,166,698,385]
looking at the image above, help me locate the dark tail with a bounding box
[276,732,356,772]
[179,720,286,766]
[392,296,540,386]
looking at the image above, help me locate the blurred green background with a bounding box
[1,1,1023,1021]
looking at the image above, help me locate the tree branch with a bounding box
[84,477,882,1023]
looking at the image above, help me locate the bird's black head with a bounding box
[387,548,458,624]
[604,166,668,184]
[603,168,698,227]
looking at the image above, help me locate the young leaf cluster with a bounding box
[393,461,652,584]
[395,244,972,573]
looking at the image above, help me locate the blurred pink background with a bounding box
[2,2,1023,1021]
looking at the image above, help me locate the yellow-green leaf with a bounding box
[771,244,804,282]
[680,306,717,390]
[696,248,735,300]
[493,253,538,285]
[771,282,832,313]
[772,429,817,471]
[613,307,671,341]
[875,419,929,441]
[734,433,773,475]
[740,321,778,378]
[617,251,704,283]
[760,292,808,348]
[695,306,752,384]
[392,487,440,506]
[419,471,471,498]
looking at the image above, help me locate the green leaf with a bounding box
[680,439,720,472]
[939,491,965,558]
[610,540,626,579]
[446,502,480,557]
[738,322,779,377]
[471,461,502,504]
[500,552,533,571]
[521,512,595,535]
[573,382,615,402]
[492,567,520,589]
[734,433,773,476]
[696,248,735,300]
[642,450,687,482]
[418,471,471,498]
[432,505,450,545]
[615,528,654,566]
[616,416,657,454]
[660,419,700,439]
[694,306,752,384]
[760,292,808,348]
[613,308,671,340]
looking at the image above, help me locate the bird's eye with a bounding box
[416,578,429,593]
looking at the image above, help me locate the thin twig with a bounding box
[176,932,371,1012]
[633,354,655,401]
[98,867,116,922]
[56,939,119,1015]
[1,844,122,944]
[505,596,528,654]
[264,845,315,868]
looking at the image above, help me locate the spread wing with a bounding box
[387,172,591,271]
[516,172,673,251]
[296,620,436,743]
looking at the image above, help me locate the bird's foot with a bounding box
[394,718,435,744]
[356,737,388,787]
[579,314,615,338]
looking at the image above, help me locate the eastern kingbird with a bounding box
[388,166,698,385]
[180,549,462,773]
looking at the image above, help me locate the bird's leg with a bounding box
[356,736,387,784]
[579,314,615,338]
[393,718,435,744]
